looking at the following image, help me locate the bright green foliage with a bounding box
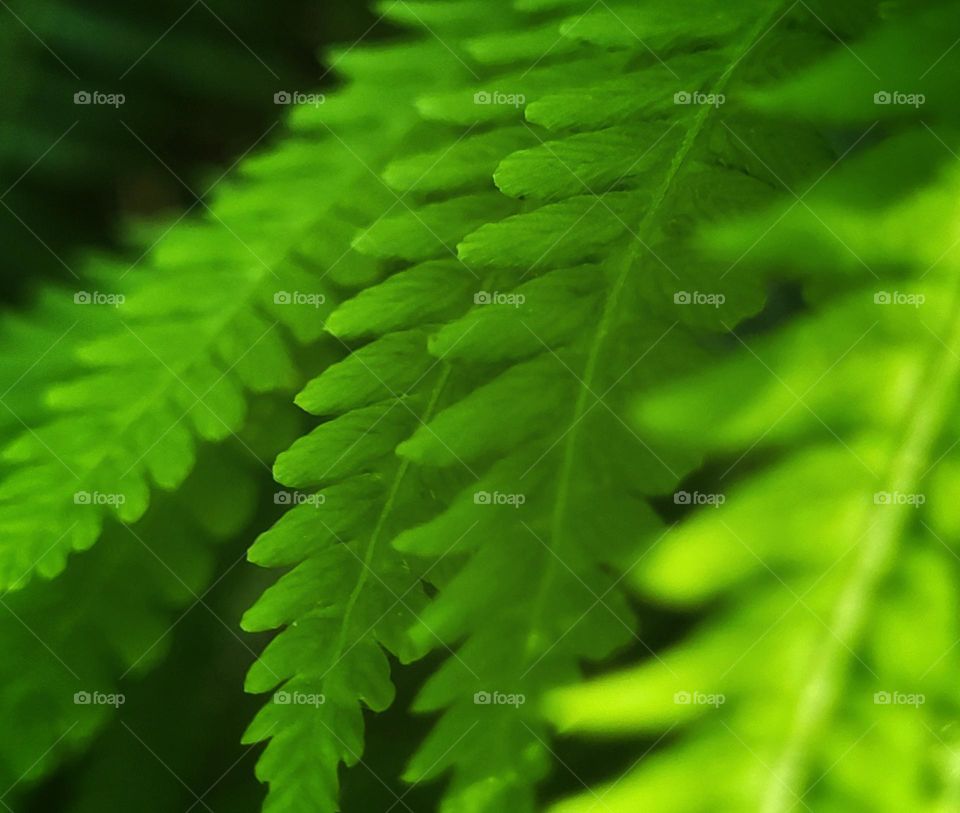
[0,262,295,788]
[242,0,873,810]
[0,8,434,798]
[238,28,485,813]
[547,3,960,811]
[1,0,958,811]
[0,42,417,589]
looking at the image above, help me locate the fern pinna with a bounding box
[240,0,868,810]
[548,2,960,811]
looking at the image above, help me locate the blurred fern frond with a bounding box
[0,27,457,590]
[547,3,960,811]
[0,446,262,792]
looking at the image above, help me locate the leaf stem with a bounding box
[525,6,787,659]
[762,278,960,812]
[331,366,452,660]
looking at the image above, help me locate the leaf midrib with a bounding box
[525,6,791,655]
[331,366,452,661]
[761,278,960,812]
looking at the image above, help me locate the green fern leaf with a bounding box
[546,5,960,810]
[253,0,848,810]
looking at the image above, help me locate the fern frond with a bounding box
[0,447,261,792]
[236,33,488,813]
[247,0,852,810]
[0,32,456,590]
[0,20,460,796]
[546,4,960,810]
